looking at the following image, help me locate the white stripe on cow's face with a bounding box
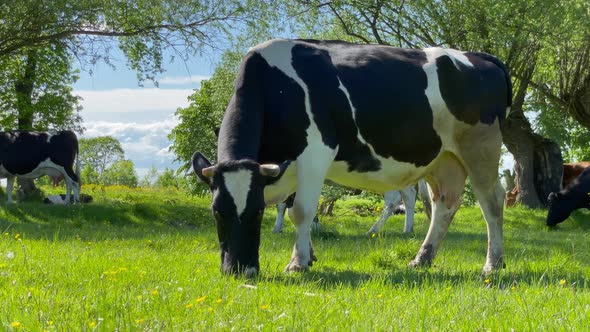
[223,169,253,218]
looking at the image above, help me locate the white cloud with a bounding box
[160,75,211,86]
[75,88,194,113]
[82,117,181,171]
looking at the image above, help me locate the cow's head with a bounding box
[191,152,280,277]
[546,192,574,227]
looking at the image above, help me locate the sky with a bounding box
[73,48,221,178]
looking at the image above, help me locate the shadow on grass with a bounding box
[0,200,215,240]
[257,265,590,290]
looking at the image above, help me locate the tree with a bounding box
[155,168,180,188]
[79,136,125,179]
[0,1,270,84]
[81,164,100,185]
[102,159,138,187]
[169,50,242,191]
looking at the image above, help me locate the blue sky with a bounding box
[73,48,222,178]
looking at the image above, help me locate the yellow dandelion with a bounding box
[135,319,144,324]
[47,320,54,325]
[261,304,269,310]
[151,290,158,296]
[14,233,21,240]
[11,321,21,328]
[371,233,377,238]
[207,307,214,312]
[136,295,143,300]
[88,321,97,328]
[377,293,383,299]
[559,279,566,286]
[196,295,207,303]
[484,278,491,284]
[186,303,194,309]
[511,286,517,291]
[216,298,223,304]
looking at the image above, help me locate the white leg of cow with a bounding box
[6,176,15,204]
[418,179,432,221]
[64,177,72,205]
[409,153,466,268]
[73,181,80,203]
[367,190,400,235]
[457,121,505,273]
[285,146,334,272]
[472,180,505,274]
[400,185,417,233]
[273,202,287,233]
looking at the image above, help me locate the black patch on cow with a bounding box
[323,43,441,167]
[437,53,509,126]
[0,130,79,182]
[291,43,381,172]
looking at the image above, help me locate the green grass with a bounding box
[1,186,590,330]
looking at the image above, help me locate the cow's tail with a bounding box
[75,144,81,187]
[472,52,513,113]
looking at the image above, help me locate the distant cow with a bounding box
[546,167,590,226]
[506,162,590,207]
[367,180,431,235]
[273,193,320,233]
[193,39,510,276]
[0,130,81,204]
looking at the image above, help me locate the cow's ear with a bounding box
[192,152,215,188]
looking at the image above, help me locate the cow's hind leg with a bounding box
[285,145,335,272]
[6,176,15,204]
[409,152,466,268]
[400,185,417,233]
[458,123,505,273]
[273,202,288,233]
[367,190,400,235]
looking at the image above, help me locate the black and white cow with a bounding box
[0,130,81,204]
[273,193,320,233]
[546,167,590,227]
[367,179,431,235]
[192,39,510,277]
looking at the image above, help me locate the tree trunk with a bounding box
[502,169,515,191]
[14,49,39,197]
[502,112,563,208]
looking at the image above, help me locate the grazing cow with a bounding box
[367,180,431,235]
[546,167,590,226]
[0,130,80,204]
[505,162,590,207]
[273,193,320,233]
[192,39,510,277]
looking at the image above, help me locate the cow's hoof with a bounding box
[408,258,431,269]
[284,260,310,273]
[482,260,506,275]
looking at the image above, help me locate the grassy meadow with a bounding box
[1,185,590,330]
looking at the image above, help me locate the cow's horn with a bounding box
[259,164,280,177]
[202,166,215,178]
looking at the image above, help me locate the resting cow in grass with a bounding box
[0,130,81,204]
[546,167,590,227]
[192,39,511,277]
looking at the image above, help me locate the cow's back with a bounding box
[250,40,509,172]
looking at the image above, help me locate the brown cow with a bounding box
[505,162,590,207]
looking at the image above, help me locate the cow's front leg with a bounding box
[285,193,320,272]
[6,176,15,204]
[284,145,334,272]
